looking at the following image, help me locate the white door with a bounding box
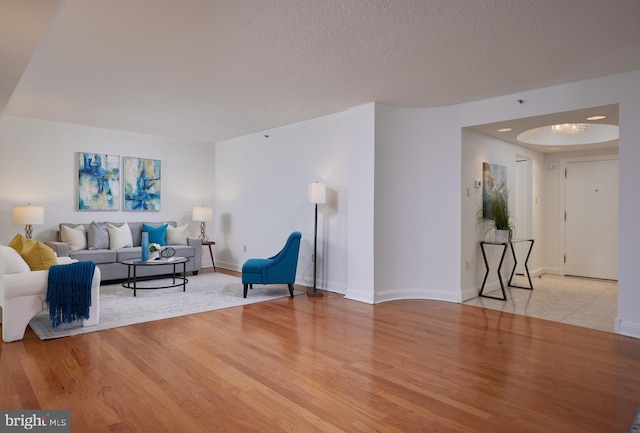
[514,158,531,275]
[565,159,618,280]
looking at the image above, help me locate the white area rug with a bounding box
[29,272,298,340]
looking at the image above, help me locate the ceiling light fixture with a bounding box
[551,123,590,136]
[586,115,606,121]
[497,127,512,132]
[517,123,619,146]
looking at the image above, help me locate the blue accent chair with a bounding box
[242,232,302,298]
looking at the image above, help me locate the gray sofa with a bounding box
[46,221,202,282]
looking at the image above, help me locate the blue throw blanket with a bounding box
[46,261,95,328]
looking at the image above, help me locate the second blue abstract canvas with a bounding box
[123,157,161,211]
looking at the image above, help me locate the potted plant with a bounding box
[478,191,513,242]
[149,242,162,260]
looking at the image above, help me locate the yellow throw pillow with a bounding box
[8,233,25,252]
[8,233,57,271]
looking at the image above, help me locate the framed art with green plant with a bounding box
[477,190,513,242]
[478,162,513,242]
[480,190,512,226]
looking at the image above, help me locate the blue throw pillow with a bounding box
[142,224,168,246]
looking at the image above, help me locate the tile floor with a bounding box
[463,274,618,333]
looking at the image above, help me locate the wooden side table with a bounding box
[202,240,217,271]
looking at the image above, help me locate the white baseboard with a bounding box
[374,288,460,304]
[305,279,346,295]
[345,288,375,304]
[539,266,562,276]
[215,260,346,295]
[215,260,242,272]
[616,317,640,339]
[462,287,481,302]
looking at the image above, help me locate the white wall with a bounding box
[352,70,639,337]
[0,116,215,244]
[3,68,639,339]
[214,111,350,292]
[460,129,545,301]
[372,104,463,303]
[615,82,640,339]
[212,69,640,340]
[447,70,640,338]
[345,103,376,302]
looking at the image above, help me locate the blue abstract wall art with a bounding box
[123,157,161,211]
[77,152,120,211]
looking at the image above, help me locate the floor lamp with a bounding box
[308,182,326,296]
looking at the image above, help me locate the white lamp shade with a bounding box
[13,205,44,225]
[308,182,326,204]
[192,206,213,222]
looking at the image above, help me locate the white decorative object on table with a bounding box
[149,243,162,260]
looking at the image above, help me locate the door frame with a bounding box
[514,156,532,240]
[514,156,532,275]
[558,153,619,276]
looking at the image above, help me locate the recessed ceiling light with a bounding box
[586,115,606,121]
[497,127,512,132]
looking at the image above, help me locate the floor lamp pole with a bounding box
[313,203,318,291]
[307,181,326,297]
[308,202,323,296]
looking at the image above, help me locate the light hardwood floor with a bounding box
[1,269,639,432]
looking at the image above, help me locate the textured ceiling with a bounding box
[3,0,640,143]
[0,0,59,114]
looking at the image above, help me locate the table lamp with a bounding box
[192,205,213,241]
[13,203,44,239]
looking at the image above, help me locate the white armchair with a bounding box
[0,245,100,342]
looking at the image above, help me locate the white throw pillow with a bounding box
[107,223,133,250]
[61,224,87,251]
[0,245,31,274]
[166,224,191,245]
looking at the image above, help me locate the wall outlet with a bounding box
[311,254,315,262]
[243,245,247,252]
[465,261,469,271]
